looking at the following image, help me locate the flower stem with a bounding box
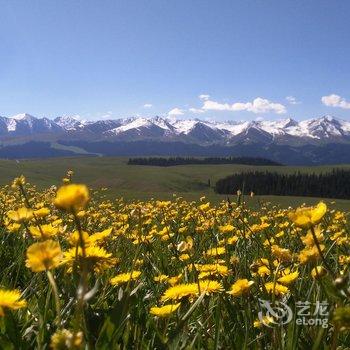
[310,226,335,278]
[46,270,61,326]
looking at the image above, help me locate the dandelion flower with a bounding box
[161,283,199,302]
[68,230,91,246]
[29,224,59,239]
[264,282,289,296]
[167,274,183,286]
[26,240,62,272]
[299,245,324,264]
[277,271,299,285]
[196,264,229,279]
[11,175,26,188]
[7,207,33,223]
[154,274,169,283]
[228,279,254,297]
[271,245,292,262]
[301,228,324,246]
[311,266,327,279]
[253,316,274,328]
[54,184,89,212]
[198,280,223,294]
[161,280,222,302]
[0,289,27,316]
[218,224,234,234]
[50,329,83,350]
[89,228,113,244]
[289,202,327,228]
[63,245,118,273]
[205,246,225,257]
[33,207,50,218]
[150,303,181,317]
[110,271,142,286]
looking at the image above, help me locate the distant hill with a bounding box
[127,156,282,166]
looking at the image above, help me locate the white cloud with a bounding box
[168,107,184,116]
[99,111,113,120]
[321,94,350,109]
[286,96,300,105]
[202,100,231,111]
[199,94,210,101]
[143,103,153,108]
[72,114,84,120]
[189,107,205,114]
[202,97,286,114]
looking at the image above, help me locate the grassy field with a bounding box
[1,179,350,348]
[0,157,349,209]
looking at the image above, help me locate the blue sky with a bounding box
[1,0,350,121]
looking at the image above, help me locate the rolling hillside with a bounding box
[0,157,349,209]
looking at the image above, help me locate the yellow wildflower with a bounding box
[199,202,210,211]
[277,271,299,285]
[228,279,254,297]
[264,282,289,296]
[271,245,293,262]
[89,228,113,244]
[0,289,27,316]
[218,224,234,234]
[29,224,59,239]
[161,280,222,301]
[54,184,89,212]
[168,274,183,286]
[50,329,83,350]
[154,274,169,283]
[11,175,26,188]
[198,280,223,294]
[205,246,225,257]
[311,266,327,279]
[301,227,324,246]
[110,271,142,286]
[63,245,118,273]
[34,207,50,218]
[68,230,91,246]
[289,202,327,228]
[179,253,190,261]
[6,222,21,233]
[254,316,274,328]
[299,245,324,264]
[26,240,62,272]
[7,207,33,223]
[150,303,181,317]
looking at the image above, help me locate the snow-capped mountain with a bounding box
[1,113,350,145]
[1,113,350,164]
[0,113,63,136]
[54,115,85,131]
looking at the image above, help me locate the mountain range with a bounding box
[1,113,350,165]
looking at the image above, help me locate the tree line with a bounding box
[127,157,282,167]
[214,169,350,199]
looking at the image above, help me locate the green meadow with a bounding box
[0,157,349,210]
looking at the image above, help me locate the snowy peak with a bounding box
[299,115,347,139]
[54,116,84,131]
[0,113,63,135]
[12,113,36,121]
[100,115,350,143]
[0,113,350,144]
